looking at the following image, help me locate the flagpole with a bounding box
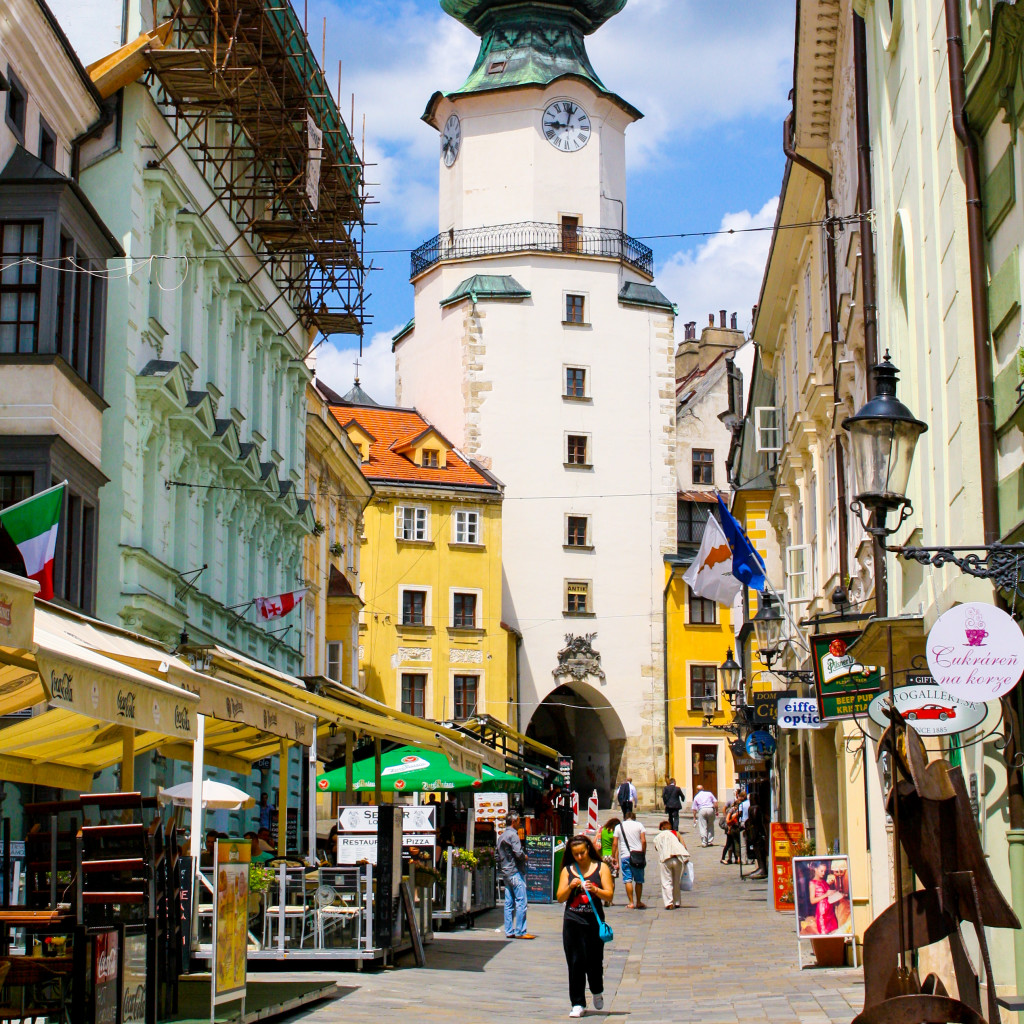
[0,479,67,517]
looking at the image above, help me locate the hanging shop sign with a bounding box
[867,682,989,737]
[752,691,788,725]
[557,756,573,787]
[770,822,805,913]
[925,602,1024,702]
[745,730,776,759]
[777,697,827,730]
[811,633,882,720]
[336,804,438,865]
[212,839,250,1011]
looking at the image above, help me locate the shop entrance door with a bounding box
[692,744,718,798]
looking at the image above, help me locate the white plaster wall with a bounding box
[434,80,632,232]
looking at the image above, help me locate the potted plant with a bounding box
[312,519,326,536]
[248,862,273,917]
[329,541,344,557]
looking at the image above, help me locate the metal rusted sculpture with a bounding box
[854,718,1019,1024]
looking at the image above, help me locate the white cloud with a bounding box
[313,326,401,407]
[656,197,779,334]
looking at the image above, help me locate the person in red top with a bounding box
[808,861,840,934]
[556,835,615,1018]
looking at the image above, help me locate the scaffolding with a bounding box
[145,0,369,339]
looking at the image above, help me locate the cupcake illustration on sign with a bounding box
[963,606,988,647]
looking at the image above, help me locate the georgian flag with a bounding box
[255,588,307,620]
[0,481,66,600]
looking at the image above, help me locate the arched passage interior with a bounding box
[526,681,626,807]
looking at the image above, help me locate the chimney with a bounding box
[685,321,696,341]
[719,309,726,328]
[730,312,738,330]
[708,313,715,326]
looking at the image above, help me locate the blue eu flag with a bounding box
[715,495,767,592]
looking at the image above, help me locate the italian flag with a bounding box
[0,481,66,600]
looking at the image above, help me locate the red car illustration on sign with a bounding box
[905,704,956,722]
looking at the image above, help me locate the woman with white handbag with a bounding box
[653,821,690,909]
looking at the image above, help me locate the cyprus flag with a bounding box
[681,512,742,606]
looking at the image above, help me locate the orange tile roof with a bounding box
[331,404,500,492]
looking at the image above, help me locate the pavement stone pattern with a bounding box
[286,814,864,1024]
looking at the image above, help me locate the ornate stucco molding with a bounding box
[552,632,606,683]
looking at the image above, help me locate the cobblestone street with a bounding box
[288,822,864,1024]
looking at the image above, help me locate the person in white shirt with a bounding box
[611,813,647,909]
[653,821,690,908]
[627,778,637,807]
[739,791,751,863]
[691,785,718,847]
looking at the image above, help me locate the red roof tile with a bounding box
[331,404,499,491]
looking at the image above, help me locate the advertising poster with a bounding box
[93,929,119,1024]
[121,930,147,1024]
[792,855,853,937]
[769,823,805,912]
[811,633,881,720]
[525,835,555,903]
[212,839,250,1007]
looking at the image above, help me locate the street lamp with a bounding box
[701,696,717,727]
[752,593,785,669]
[841,353,928,538]
[719,648,743,706]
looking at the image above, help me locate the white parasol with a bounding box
[158,780,256,810]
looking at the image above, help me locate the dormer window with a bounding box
[423,448,439,468]
[488,60,506,74]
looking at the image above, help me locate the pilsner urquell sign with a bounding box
[811,632,881,720]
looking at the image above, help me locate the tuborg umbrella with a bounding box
[158,779,255,810]
[316,745,477,793]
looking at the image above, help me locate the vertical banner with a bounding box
[121,930,147,1024]
[212,839,250,1012]
[306,114,323,210]
[769,822,805,912]
[93,929,119,1024]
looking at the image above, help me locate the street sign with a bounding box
[338,804,436,833]
[926,602,1024,702]
[751,691,786,725]
[746,730,776,759]
[557,756,573,787]
[811,633,881,720]
[866,683,989,736]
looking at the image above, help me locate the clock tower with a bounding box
[393,0,677,806]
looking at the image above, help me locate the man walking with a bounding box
[612,812,647,909]
[616,777,634,817]
[738,789,751,863]
[691,785,718,847]
[497,811,535,939]
[662,777,684,832]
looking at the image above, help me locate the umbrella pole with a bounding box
[345,731,354,803]
[190,714,205,858]
[374,739,382,805]
[307,724,317,865]
[120,727,135,823]
[278,740,290,858]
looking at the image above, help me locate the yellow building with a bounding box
[303,380,374,689]
[331,395,514,726]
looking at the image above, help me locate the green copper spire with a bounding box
[426,0,640,121]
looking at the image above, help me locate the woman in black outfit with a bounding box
[556,834,615,1018]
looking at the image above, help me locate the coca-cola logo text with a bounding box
[262,708,278,729]
[50,670,73,702]
[174,705,191,732]
[122,984,146,1021]
[117,689,137,719]
[96,947,118,983]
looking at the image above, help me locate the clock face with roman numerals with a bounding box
[542,100,591,153]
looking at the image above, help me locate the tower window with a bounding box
[487,60,506,74]
[565,294,585,324]
[565,579,592,615]
[692,449,714,485]
[565,366,586,398]
[566,515,590,548]
[566,434,590,466]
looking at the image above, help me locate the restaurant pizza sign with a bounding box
[811,633,882,720]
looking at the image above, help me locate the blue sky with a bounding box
[311,0,796,403]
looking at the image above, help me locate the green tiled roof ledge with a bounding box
[392,318,416,345]
[440,274,532,307]
[618,281,675,312]
[425,0,640,121]
[263,0,361,206]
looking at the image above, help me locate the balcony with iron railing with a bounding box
[410,221,654,279]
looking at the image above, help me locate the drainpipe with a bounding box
[662,570,674,788]
[783,115,851,585]
[70,101,113,182]
[853,13,888,617]
[944,0,1024,999]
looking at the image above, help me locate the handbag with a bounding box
[619,825,647,869]
[681,860,695,892]
[574,867,613,943]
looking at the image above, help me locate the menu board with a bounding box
[212,839,250,1008]
[93,929,119,1024]
[474,792,508,824]
[525,835,554,903]
[770,822,805,912]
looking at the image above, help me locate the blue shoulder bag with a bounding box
[574,867,614,943]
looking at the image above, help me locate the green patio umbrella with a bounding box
[464,764,522,793]
[316,744,476,793]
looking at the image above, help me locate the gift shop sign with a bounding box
[811,633,882,720]
[926,602,1024,702]
[866,682,988,737]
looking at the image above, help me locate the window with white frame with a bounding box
[786,544,811,605]
[305,604,316,674]
[451,590,479,629]
[754,407,782,452]
[566,434,590,466]
[565,579,592,615]
[401,673,427,717]
[566,514,591,547]
[453,508,481,544]
[778,350,787,417]
[804,265,813,366]
[400,586,430,626]
[326,641,342,682]
[395,505,429,541]
[826,445,839,578]
[453,674,479,719]
[819,226,830,328]
[790,313,799,398]
[808,471,818,597]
